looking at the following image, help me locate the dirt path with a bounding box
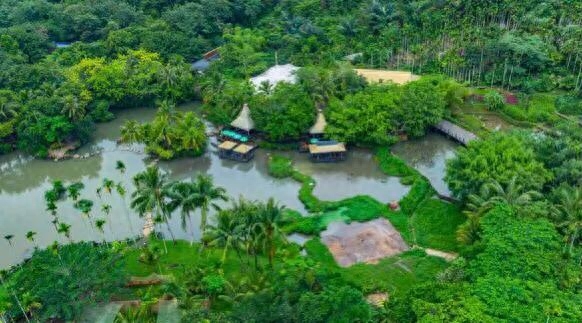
[424,248,458,261]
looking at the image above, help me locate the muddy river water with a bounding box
[0,104,458,267]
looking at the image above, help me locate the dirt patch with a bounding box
[366,293,389,307]
[424,248,458,262]
[321,218,409,267]
[355,69,420,85]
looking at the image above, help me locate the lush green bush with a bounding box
[446,132,551,200]
[120,103,207,160]
[251,83,315,142]
[555,95,582,115]
[267,155,294,178]
[484,91,504,111]
[410,199,465,251]
[2,242,126,321]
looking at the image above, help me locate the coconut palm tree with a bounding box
[61,95,86,121]
[131,165,176,243]
[205,209,245,265]
[120,120,143,144]
[101,203,116,239]
[167,182,199,245]
[25,231,37,248]
[554,186,582,253]
[175,113,206,154]
[467,176,541,216]
[192,174,228,234]
[0,96,18,122]
[255,198,287,267]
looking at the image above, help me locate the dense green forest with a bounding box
[1,0,582,322]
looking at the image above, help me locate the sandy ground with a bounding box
[356,69,420,85]
[366,293,389,307]
[321,218,409,267]
[424,248,458,261]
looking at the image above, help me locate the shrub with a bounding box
[268,155,294,178]
[484,91,504,111]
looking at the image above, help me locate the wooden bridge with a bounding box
[433,120,478,146]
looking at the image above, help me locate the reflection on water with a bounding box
[391,132,459,196]
[0,104,419,268]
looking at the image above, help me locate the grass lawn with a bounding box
[304,239,448,296]
[410,198,465,252]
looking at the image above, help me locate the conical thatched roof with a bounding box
[231,103,254,132]
[309,110,327,135]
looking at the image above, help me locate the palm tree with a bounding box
[175,113,206,154]
[120,120,143,144]
[205,210,244,265]
[258,81,273,95]
[255,198,287,267]
[554,186,582,253]
[67,182,84,201]
[25,231,37,248]
[167,182,199,245]
[131,165,176,243]
[101,203,116,239]
[0,96,18,122]
[57,223,72,243]
[116,160,126,174]
[115,181,135,236]
[192,174,228,234]
[61,95,86,121]
[3,235,14,247]
[467,176,541,216]
[102,178,115,194]
[456,214,481,245]
[95,219,109,247]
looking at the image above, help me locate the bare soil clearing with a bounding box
[321,218,409,267]
[355,69,420,85]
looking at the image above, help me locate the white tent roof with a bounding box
[230,104,254,131]
[309,110,327,134]
[250,64,299,91]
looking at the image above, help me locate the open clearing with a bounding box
[321,218,409,267]
[355,69,420,85]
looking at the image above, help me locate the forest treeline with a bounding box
[2,0,582,156]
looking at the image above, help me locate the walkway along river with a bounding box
[0,104,458,268]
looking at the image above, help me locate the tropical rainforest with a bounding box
[1,0,582,322]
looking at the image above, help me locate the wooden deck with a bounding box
[433,120,478,146]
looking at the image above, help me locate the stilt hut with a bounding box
[308,141,347,162]
[217,140,238,159]
[231,143,257,162]
[230,103,254,134]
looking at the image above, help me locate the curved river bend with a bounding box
[0,104,457,268]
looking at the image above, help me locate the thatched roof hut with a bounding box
[230,104,254,132]
[309,110,327,135]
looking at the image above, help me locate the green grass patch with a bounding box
[376,147,418,179]
[284,196,390,235]
[400,178,435,215]
[341,249,448,295]
[410,199,465,252]
[267,155,294,178]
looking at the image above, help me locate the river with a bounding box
[0,104,458,268]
